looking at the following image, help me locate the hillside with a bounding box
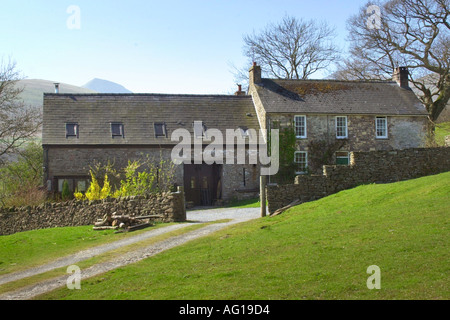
[39,171,449,300]
[436,121,450,146]
[17,79,96,107]
[82,78,132,93]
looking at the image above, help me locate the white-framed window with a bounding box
[294,115,307,139]
[336,151,350,165]
[294,151,308,174]
[336,116,348,139]
[375,116,388,139]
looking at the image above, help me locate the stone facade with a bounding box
[221,163,260,201]
[247,63,429,180]
[44,146,184,191]
[266,113,427,168]
[266,147,450,214]
[44,145,260,203]
[0,190,186,236]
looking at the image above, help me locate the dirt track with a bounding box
[0,207,260,300]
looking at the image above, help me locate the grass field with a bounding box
[28,171,449,300]
[0,223,180,277]
[435,121,450,146]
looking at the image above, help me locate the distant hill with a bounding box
[82,78,133,93]
[17,79,97,107]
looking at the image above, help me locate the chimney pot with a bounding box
[54,83,60,94]
[235,84,246,96]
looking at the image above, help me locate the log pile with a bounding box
[93,212,163,232]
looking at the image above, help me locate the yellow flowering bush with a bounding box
[79,171,111,201]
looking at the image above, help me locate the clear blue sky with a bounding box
[0,0,370,94]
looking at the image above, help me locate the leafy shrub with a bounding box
[0,142,44,208]
[84,171,111,201]
[74,191,84,200]
[61,180,71,201]
[74,153,177,200]
[113,155,176,197]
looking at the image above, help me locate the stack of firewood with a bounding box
[93,212,162,232]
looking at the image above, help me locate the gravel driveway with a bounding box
[0,207,261,300]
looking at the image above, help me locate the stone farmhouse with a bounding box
[248,64,428,175]
[42,64,428,205]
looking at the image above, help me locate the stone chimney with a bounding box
[234,84,246,96]
[393,67,409,88]
[249,62,261,85]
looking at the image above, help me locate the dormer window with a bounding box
[66,123,78,138]
[239,126,250,139]
[154,122,167,138]
[111,123,124,138]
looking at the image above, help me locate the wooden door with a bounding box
[184,164,221,206]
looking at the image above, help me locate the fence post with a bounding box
[260,175,267,217]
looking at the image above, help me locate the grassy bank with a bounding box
[38,171,449,300]
[0,223,179,276]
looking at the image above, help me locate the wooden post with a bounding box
[177,186,186,221]
[260,175,267,217]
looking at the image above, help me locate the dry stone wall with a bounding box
[267,147,450,214]
[0,191,186,236]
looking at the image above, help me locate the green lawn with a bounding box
[435,121,450,146]
[0,223,179,276]
[225,197,260,208]
[37,171,449,300]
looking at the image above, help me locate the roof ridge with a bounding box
[264,78,395,84]
[43,93,252,98]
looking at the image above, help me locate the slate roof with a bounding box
[254,78,428,116]
[42,93,259,145]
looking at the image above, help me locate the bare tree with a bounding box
[232,16,339,87]
[334,0,449,135]
[0,58,42,163]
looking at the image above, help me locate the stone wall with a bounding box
[0,190,186,236]
[266,147,450,214]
